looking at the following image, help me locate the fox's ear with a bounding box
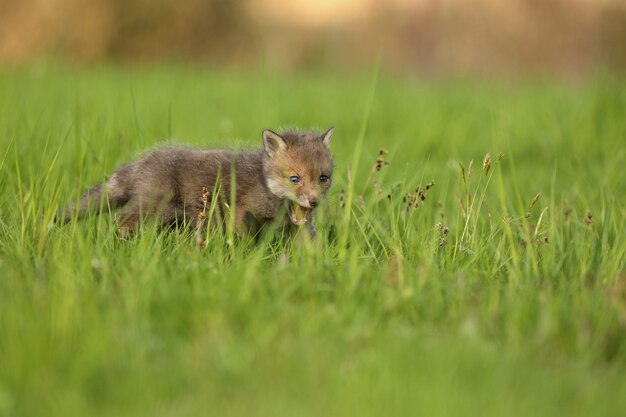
[321,126,334,149]
[263,129,287,157]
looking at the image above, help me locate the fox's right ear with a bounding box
[263,130,287,157]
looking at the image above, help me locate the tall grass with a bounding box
[0,66,625,416]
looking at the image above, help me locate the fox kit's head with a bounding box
[262,127,334,226]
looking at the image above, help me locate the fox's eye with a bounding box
[289,176,300,184]
[319,175,329,183]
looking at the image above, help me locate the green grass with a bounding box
[0,65,625,416]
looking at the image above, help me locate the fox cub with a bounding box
[57,127,334,244]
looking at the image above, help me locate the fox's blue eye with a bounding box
[319,175,329,183]
[289,176,300,184]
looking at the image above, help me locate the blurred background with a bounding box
[1,0,625,76]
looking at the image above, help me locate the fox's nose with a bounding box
[309,199,318,208]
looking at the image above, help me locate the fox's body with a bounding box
[58,128,334,243]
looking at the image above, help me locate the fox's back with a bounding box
[128,148,265,206]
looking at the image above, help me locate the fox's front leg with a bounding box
[306,211,317,238]
[234,207,250,236]
[196,207,248,247]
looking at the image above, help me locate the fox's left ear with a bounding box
[320,126,334,149]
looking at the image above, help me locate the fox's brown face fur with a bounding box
[262,128,334,225]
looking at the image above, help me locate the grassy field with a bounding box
[0,66,625,416]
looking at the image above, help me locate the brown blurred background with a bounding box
[1,0,625,75]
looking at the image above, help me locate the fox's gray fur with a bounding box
[57,128,334,243]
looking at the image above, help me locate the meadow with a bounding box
[0,66,625,416]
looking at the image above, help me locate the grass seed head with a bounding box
[404,193,418,211]
[373,148,390,172]
[198,186,210,222]
[564,204,573,220]
[529,192,541,210]
[483,153,492,176]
